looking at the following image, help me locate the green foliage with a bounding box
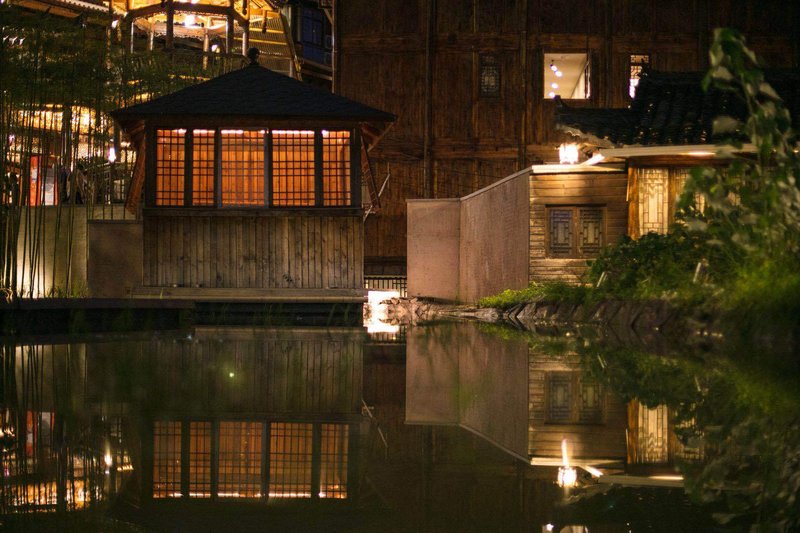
[477,281,589,309]
[582,341,800,530]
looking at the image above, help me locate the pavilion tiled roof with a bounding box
[556,70,800,147]
[112,62,396,124]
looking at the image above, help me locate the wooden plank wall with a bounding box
[529,172,628,283]
[528,349,627,460]
[86,328,363,416]
[337,0,799,264]
[142,214,363,289]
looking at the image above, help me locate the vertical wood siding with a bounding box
[143,214,363,289]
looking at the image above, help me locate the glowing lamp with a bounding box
[557,466,578,488]
[108,147,117,163]
[558,143,579,164]
[104,453,113,467]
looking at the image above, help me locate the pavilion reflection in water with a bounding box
[0,327,363,514]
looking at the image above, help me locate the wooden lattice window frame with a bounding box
[545,372,604,425]
[629,53,650,99]
[155,129,185,206]
[479,54,500,98]
[546,205,605,259]
[153,421,182,498]
[218,421,263,499]
[148,127,356,209]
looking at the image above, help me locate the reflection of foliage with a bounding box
[581,341,800,530]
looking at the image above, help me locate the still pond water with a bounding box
[1,320,797,532]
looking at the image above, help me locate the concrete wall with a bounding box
[459,172,530,303]
[11,205,134,297]
[88,220,143,298]
[407,199,461,301]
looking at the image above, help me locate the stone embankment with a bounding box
[384,297,716,348]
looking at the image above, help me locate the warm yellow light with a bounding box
[557,466,578,488]
[104,453,113,467]
[685,150,714,157]
[108,147,117,163]
[558,143,580,164]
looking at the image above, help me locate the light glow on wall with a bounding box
[558,143,580,164]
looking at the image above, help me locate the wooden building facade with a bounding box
[334,0,800,272]
[112,52,394,301]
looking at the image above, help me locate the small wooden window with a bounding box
[479,54,500,97]
[546,372,604,424]
[547,206,604,258]
[189,421,212,498]
[269,422,313,498]
[221,130,265,206]
[320,423,348,499]
[629,54,650,98]
[272,130,315,206]
[218,421,262,498]
[156,129,185,206]
[191,130,215,206]
[322,130,350,206]
[153,421,182,498]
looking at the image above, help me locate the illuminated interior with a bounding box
[154,128,353,208]
[544,53,590,99]
[151,420,350,500]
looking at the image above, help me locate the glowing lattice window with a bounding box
[269,422,312,498]
[218,421,262,498]
[320,424,348,499]
[221,130,265,206]
[156,129,185,206]
[638,168,670,235]
[636,404,669,463]
[272,131,315,206]
[153,421,182,498]
[192,130,215,206]
[189,422,212,498]
[322,131,350,206]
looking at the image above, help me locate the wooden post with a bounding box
[265,130,273,207]
[166,0,174,50]
[311,423,321,499]
[226,0,234,54]
[214,129,222,206]
[145,126,157,207]
[203,30,210,70]
[422,0,436,198]
[242,26,250,55]
[181,420,190,498]
[351,128,361,208]
[184,130,193,206]
[261,422,270,501]
[314,130,324,207]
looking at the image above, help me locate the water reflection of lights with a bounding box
[557,439,577,488]
[365,290,400,334]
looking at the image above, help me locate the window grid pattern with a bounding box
[638,168,670,235]
[272,131,315,206]
[548,209,574,258]
[578,208,603,256]
[218,421,262,498]
[156,130,185,206]
[322,131,351,206]
[192,130,215,206]
[153,421,182,498]
[578,378,603,423]
[269,423,312,498]
[189,422,212,498]
[364,276,408,297]
[479,54,500,97]
[320,424,348,499]
[546,373,572,423]
[221,130,265,206]
[636,405,669,463]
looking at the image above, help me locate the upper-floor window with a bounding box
[479,54,500,98]
[544,53,590,100]
[153,128,353,208]
[629,54,650,98]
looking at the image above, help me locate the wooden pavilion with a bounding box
[111,49,395,303]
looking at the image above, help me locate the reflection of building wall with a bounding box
[528,352,627,461]
[149,420,352,501]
